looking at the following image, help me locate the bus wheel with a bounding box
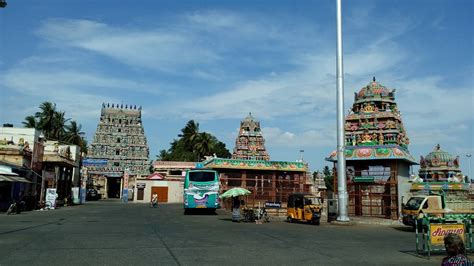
[184,209,189,215]
[287,216,293,223]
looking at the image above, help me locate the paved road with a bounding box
[0,201,467,265]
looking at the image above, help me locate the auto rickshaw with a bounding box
[287,193,322,225]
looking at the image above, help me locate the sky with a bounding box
[0,0,473,175]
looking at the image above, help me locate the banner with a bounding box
[430,224,465,245]
[45,188,57,209]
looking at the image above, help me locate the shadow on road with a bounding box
[392,226,414,232]
[183,209,217,215]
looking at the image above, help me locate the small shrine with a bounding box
[326,78,417,220]
[232,113,270,161]
[410,144,470,197]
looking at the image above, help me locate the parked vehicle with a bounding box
[183,169,220,213]
[86,189,100,201]
[401,193,474,228]
[287,193,322,225]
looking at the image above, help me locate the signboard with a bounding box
[137,183,146,189]
[354,176,375,183]
[82,158,108,166]
[45,188,57,209]
[430,224,465,245]
[122,169,129,203]
[265,201,282,208]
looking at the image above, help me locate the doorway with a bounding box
[107,177,122,198]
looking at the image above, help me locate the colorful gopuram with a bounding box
[232,113,270,161]
[326,78,417,220]
[86,103,150,199]
[203,113,312,207]
[410,144,470,197]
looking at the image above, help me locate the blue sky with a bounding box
[0,0,473,175]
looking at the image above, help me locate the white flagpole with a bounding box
[336,0,349,221]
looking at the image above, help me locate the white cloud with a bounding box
[36,19,221,73]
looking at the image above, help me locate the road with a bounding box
[0,201,465,265]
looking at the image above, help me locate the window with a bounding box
[116,150,120,155]
[118,128,121,133]
[117,138,120,143]
[114,162,120,167]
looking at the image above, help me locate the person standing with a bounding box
[231,196,241,222]
[151,192,158,208]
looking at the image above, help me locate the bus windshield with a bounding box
[189,171,216,182]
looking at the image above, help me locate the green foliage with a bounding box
[323,166,334,192]
[24,101,87,153]
[158,120,231,162]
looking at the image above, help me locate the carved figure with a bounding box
[361,133,372,143]
[378,133,384,145]
[364,103,375,113]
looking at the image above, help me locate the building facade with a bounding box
[326,78,417,220]
[87,103,150,199]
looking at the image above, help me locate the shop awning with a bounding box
[0,174,32,183]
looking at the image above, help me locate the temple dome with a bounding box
[356,77,393,101]
[420,144,460,169]
[424,144,457,164]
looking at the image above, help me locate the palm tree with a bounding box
[51,111,69,140]
[35,102,57,138]
[156,150,170,161]
[64,121,84,145]
[22,115,38,128]
[179,120,200,149]
[194,132,215,161]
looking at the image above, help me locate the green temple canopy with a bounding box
[325,145,418,165]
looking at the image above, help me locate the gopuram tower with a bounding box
[327,78,417,220]
[232,113,270,161]
[86,103,150,199]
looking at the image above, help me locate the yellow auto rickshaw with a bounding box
[287,193,322,225]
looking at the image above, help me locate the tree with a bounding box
[22,115,38,128]
[63,120,87,153]
[194,132,214,161]
[323,166,334,192]
[179,120,200,148]
[35,102,57,138]
[51,111,69,140]
[156,149,171,161]
[158,120,231,162]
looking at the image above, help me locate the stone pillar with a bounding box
[242,170,247,188]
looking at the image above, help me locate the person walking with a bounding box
[150,192,158,208]
[442,233,471,266]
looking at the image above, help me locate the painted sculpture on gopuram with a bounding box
[232,112,270,161]
[326,78,417,220]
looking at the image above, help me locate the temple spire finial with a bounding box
[373,76,376,82]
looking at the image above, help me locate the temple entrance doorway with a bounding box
[107,177,122,198]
